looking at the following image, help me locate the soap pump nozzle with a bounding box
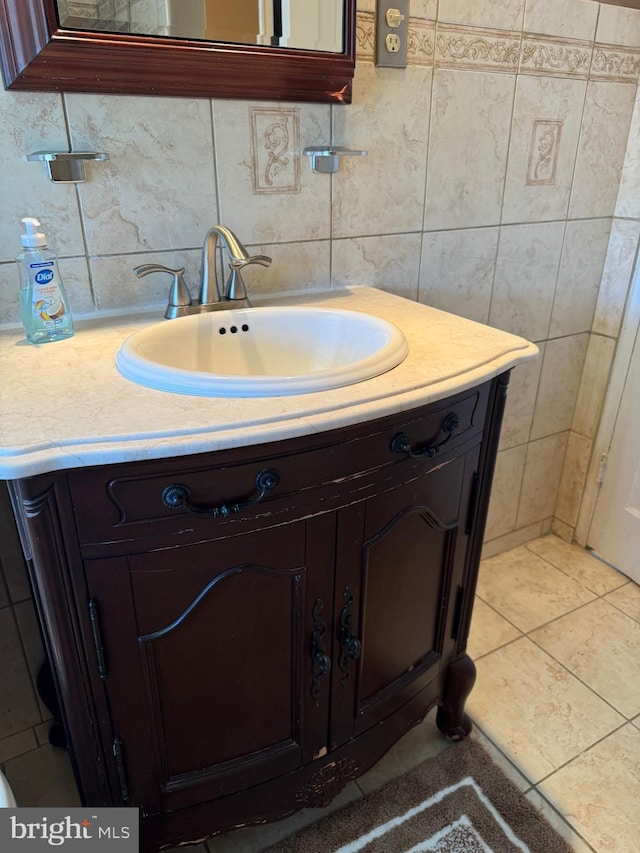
[20,217,46,248]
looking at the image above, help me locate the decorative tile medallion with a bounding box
[250,107,301,195]
[520,35,592,79]
[527,120,563,186]
[435,24,520,73]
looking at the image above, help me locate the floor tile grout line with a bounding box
[469,720,597,852]
[472,591,636,722]
[525,633,635,723]
[522,540,630,595]
[528,785,599,853]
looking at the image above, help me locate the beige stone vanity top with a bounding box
[0,286,538,478]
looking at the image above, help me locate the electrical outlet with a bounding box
[386,33,401,53]
[375,0,409,68]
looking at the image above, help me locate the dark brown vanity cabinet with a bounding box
[8,374,508,851]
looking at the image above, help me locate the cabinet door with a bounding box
[84,514,335,815]
[331,451,478,744]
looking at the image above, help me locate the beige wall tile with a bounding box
[438,0,525,31]
[90,250,200,312]
[435,24,521,73]
[482,519,551,557]
[517,431,568,527]
[0,88,85,263]
[244,240,331,296]
[616,86,640,219]
[411,0,438,20]
[489,221,564,340]
[554,430,593,527]
[333,64,432,238]
[569,81,637,219]
[418,227,499,323]
[500,349,543,449]
[66,94,218,254]
[550,516,574,542]
[530,333,589,440]
[592,217,640,338]
[485,444,527,541]
[549,218,611,337]
[596,2,640,48]
[502,76,586,223]
[523,0,598,42]
[215,101,331,243]
[425,70,515,231]
[572,333,616,439]
[333,234,421,300]
[590,43,640,84]
[355,9,375,61]
[519,34,592,80]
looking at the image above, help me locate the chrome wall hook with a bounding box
[303,146,367,174]
[26,151,110,183]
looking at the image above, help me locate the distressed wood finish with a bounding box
[0,0,356,102]
[9,375,509,851]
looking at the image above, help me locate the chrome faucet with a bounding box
[134,226,272,319]
[200,225,272,308]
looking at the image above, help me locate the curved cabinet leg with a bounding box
[436,653,476,741]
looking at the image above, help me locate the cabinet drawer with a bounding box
[68,383,490,549]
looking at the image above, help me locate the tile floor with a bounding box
[3,535,639,852]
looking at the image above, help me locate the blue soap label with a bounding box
[34,268,55,285]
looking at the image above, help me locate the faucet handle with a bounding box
[229,254,272,270]
[134,263,193,319]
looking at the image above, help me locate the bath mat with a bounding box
[262,737,573,853]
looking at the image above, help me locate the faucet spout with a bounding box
[200,225,271,307]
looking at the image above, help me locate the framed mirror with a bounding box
[0,0,356,103]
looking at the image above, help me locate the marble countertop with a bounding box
[0,286,539,479]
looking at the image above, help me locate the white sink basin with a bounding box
[116,306,408,397]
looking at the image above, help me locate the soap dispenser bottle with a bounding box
[16,217,75,344]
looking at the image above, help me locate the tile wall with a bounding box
[1,0,640,771]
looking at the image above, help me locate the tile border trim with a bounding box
[355,13,640,83]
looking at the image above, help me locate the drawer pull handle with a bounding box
[310,598,331,705]
[338,586,361,685]
[391,412,460,459]
[161,468,280,518]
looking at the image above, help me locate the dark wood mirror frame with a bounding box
[0,0,356,103]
